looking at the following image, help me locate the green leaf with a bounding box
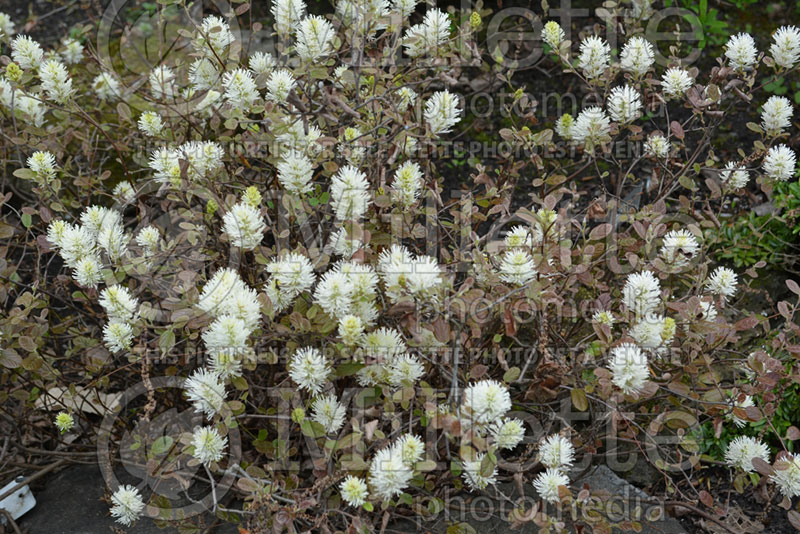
[159,328,175,355]
[571,388,589,411]
[150,435,173,456]
[300,419,327,438]
[503,367,520,383]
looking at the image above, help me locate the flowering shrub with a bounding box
[1,1,800,532]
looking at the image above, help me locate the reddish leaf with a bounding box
[751,457,772,475]
[787,279,800,295]
[671,120,685,140]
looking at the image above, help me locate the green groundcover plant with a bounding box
[1,0,800,532]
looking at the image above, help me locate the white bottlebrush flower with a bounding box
[277,150,314,194]
[113,182,135,204]
[338,314,365,346]
[396,434,425,466]
[538,434,575,471]
[339,126,365,165]
[533,468,569,504]
[337,0,390,37]
[572,106,611,149]
[396,87,417,113]
[340,476,369,507]
[763,144,797,181]
[462,453,497,491]
[378,245,444,302]
[197,268,248,317]
[330,165,371,221]
[489,418,525,450]
[110,485,145,526]
[725,33,758,71]
[185,369,227,417]
[295,15,335,61]
[629,314,674,350]
[727,394,754,428]
[620,36,654,77]
[0,12,15,42]
[505,225,538,249]
[387,354,425,387]
[608,343,649,394]
[311,394,347,434]
[179,141,225,180]
[223,202,266,250]
[391,161,424,207]
[360,327,406,361]
[136,225,160,253]
[368,444,413,501]
[27,151,57,183]
[622,270,661,317]
[607,85,642,124]
[771,453,800,498]
[188,58,219,91]
[265,252,316,311]
[761,96,793,137]
[16,95,46,127]
[80,206,122,237]
[202,315,251,357]
[209,351,243,379]
[724,436,769,472]
[770,26,800,69]
[59,225,96,267]
[288,347,331,395]
[191,426,228,465]
[249,51,276,75]
[195,90,222,117]
[54,411,74,433]
[223,68,259,112]
[60,37,84,64]
[277,120,323,155]
[592,310,615,326]
[399,135,418,156]
[272,0,307,37]
[46,220,70,249]
[314,269,355,318]
[706,266,738,299]
[659,229,700,268]
[403,8,451,58]
[149,65,176,99]
[644,134,669,158]
[719,161,750,191]
[194,15,235,55]
[92,72,122,101]
[498,249,536,286]
[73,255,103,288]
[328,228,363,257]
[461,380,512,426]
[266,68,296,103]
[424,90,462,136]
[38,59,74,104]
[97,220,128,262]
[578,35,610,80]
[138,111,163,137]
[392,0,418,18]
[698,300,718,322]
[99,285,139,322]
[11,35,43,69]
[541,21,565,50]
[555,113,574,140]
[662,67,693,99]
